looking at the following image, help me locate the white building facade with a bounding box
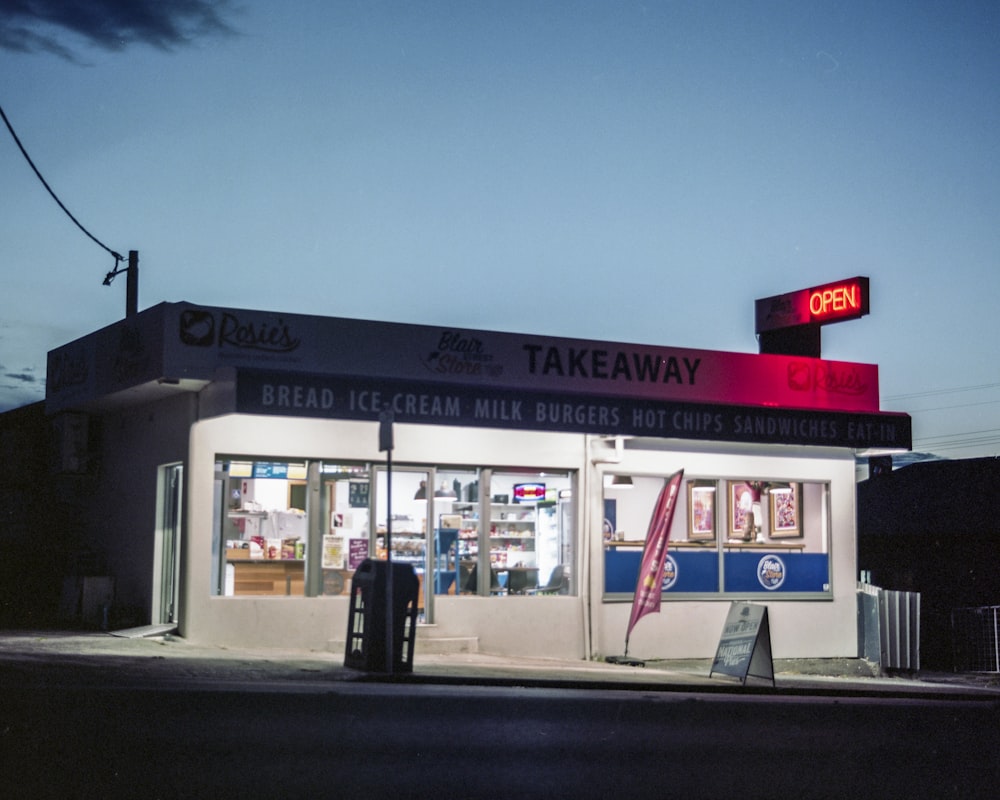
[46,302,910,660]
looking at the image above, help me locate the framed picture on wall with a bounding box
[687,482,716,541]
[728,481,756,538]
[769,483,802,538]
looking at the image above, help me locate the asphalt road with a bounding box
[3,677,998,799]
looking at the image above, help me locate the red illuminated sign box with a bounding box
[513,483,546,503]
[755,276,870,334]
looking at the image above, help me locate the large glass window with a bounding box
[603,475,831,599]
[216,459,312,597]
[212,456,576,602]
[440,470,575,597]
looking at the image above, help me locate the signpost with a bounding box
[379,407,394,673]
[709,602,775,686]
[756,276,870,358]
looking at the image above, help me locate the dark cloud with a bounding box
[0,367,41,411]
[0,0,238,62]
[0,384,43,412]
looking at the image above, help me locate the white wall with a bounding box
[182,414,859,661]
[93,393,196,618]
[182,414,588,657]
[589,440,859,660]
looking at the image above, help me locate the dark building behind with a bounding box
[0,402,99,628]
[858,457,1000,669]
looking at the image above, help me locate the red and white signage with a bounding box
[48,300,883,415]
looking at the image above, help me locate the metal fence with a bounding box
[857,582,921,672]
[951,605,1000,673]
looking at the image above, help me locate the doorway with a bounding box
[153,463,183,624]
[373,467,432,618]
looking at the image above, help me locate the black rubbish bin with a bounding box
[344,558,420,673]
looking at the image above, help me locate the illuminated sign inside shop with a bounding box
[755,276,870,334]
[513,483,546,503]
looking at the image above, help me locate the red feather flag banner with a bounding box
[624,469,685,655]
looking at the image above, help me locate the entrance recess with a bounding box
[373,467,433,620]
[153,463,183,624]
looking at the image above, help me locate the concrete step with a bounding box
[329,628,479,656]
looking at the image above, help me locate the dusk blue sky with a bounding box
[2,1,998,458]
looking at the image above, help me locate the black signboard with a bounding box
[349,481,370,509]
[235,369,912,451]
[755,276,870,333]
[710,602,775,686]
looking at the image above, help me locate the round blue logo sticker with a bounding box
[757,554,785,590]
[661,555,678,591]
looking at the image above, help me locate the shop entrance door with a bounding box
[153,463,183,624]
[373,467,433,621]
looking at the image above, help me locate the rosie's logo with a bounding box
[179,310,301,353]
[48,347,89,391]
[180,310,216,346]
[788,361,868,396]
[787,362,812,392]
[218,313,300,352]
[813,363,867,396]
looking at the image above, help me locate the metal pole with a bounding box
[385,445,394,673]
[379,408,395,674]
[994,608,999,673]
[126,250,138,318]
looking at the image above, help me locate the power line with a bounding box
[914,436,1000,454]
[906,398,1000,413]
[884,382,1000,401]
[917,426,1000,443]
[0,101,123,264]
[912,424,1000,454]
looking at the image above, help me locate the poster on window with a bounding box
[322,535,345,569]
[349,537,370,569]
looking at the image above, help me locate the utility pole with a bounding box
[126,249,138,318]
[103,249,140,318]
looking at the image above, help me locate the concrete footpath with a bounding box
[1,629,998,697]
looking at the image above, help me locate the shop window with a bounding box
[603,475,830,599]
[443,470,575,597]
[212,457,576,601]
[216,458,311,597]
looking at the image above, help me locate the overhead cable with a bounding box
[0,101,123,264]
[884,382,1000,401]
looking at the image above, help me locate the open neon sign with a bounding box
[809,279,865,321]
[755,276,869,334]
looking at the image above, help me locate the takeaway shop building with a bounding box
[45,298,911,660]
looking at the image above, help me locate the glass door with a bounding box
[318,463,372,596]
[154,463,183,624]
[374,467,432,617]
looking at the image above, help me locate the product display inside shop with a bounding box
[221,462,308,596]
[375,470,574,597]
[214,458,575,600]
